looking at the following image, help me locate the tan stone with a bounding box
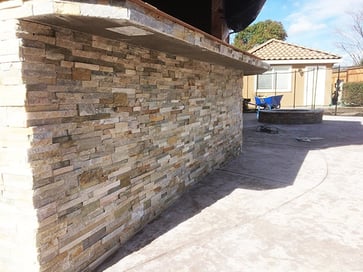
[74,61,100,71]
[72,68,91,81]
[79,168,107,189]
[113,93,128,106]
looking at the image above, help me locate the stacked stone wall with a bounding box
[0,19,243,271]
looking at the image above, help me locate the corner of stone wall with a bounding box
[0,17,40,271]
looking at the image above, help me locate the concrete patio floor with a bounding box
[96,113,363,272]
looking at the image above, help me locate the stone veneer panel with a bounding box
[0,19,243,271]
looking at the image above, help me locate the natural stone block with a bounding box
[78,104,99,116]
[75,61,99,71]
[72,68,91,81]
[79,168,107,189]
[113,93,128,106]
[82,226,106,249]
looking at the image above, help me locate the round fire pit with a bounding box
[258,109,324,124]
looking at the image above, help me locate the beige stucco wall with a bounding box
[243,64,335,108]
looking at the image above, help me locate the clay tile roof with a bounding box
[248,39,341,61]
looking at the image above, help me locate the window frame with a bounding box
[256,65,292,93]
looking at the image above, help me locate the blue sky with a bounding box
[248,0,363,65]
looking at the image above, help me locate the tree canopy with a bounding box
[233,20,287,51]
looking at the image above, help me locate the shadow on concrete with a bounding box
[95,113,363,271]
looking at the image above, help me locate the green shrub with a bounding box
[342,82,363,106]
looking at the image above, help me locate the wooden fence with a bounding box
[332,66,363,84]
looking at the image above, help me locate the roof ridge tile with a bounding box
[248,38,341,61]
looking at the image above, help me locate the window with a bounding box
[256,66,291,92]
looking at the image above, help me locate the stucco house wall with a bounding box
[244,64,335,108]
[243,39,340,108]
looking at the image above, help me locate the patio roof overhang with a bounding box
[6,0,269,75]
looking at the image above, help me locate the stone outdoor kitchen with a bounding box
[0,0,268,271]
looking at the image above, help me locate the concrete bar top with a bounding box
[0,0,268,75]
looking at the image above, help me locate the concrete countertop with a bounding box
[1,0,269,75]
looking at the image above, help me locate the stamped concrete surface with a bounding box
[96,113,363,272]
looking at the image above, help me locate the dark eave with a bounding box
[224,0,267,32]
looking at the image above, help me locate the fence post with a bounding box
[334,65,341,116]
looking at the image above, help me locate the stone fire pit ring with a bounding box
[258,109,324,124]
